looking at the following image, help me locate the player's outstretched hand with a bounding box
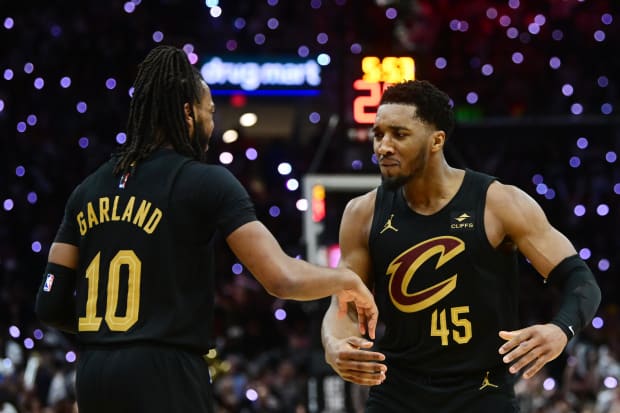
[336,273,379,339]
[324,336,386,386]
[498,323,568,379]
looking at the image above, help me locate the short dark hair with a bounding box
[379,80,455,138]
[113,45,206,175]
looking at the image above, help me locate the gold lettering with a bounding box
[77,212,87,236]
[143,208,162,234]
[132,200,152,227]
[121,196,136,222]
[87,202,99,228]
[99,197,110,223]
[111,196,121,221]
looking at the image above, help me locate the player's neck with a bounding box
[402,164,464,215]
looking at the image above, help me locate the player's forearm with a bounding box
[321,297,362,349]
[547,255,601,340]
[266,257,360,300]
[35,262,78,334]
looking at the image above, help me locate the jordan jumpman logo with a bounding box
[479,371,499,390]
[380,214,399,234]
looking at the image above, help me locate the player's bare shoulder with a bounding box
[341,189,377,238]
[344,189,377,220]
[486,179,549,235]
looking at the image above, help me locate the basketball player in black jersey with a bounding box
[34,45,378,413]
[321,80,601,412]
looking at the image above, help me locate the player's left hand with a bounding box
[498,323,567,379]
[336,274,379,339]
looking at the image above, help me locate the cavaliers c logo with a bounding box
[387,236,465,313]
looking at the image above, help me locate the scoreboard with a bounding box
[352,56,416,124]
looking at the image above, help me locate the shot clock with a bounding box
[352,56,416,124]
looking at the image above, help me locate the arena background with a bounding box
[1,1,619,412]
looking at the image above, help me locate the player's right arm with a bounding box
[35,187,82,334]
[225,220,378,338]
[320,190,386,386]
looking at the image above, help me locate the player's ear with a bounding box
[183,102,194,120]
[431,130,445,152]
[183,102,194,128]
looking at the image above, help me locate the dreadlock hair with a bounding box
[379,80,455,139]
[113,45,206,175]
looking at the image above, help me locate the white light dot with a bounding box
[9,326,20,338]
[219,152,233,165]
[543,377,556,391]
[296,199,308,211]
[277,162,292,175]
[604,376,618,389]
[317,53,331,66]
[239,113,257,127]
[286,178,299,191]
[222,129,239,144]
[246,389,258,401]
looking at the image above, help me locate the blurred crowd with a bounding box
[1,0,619,412]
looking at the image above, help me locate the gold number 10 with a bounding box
[78,250,142,332]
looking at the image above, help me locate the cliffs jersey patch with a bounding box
[450,212,475,230]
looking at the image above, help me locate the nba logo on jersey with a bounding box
[43,273,55,292]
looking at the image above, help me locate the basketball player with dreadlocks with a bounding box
[34,45,378,413]
[320,80,601,412]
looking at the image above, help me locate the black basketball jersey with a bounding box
[368,169,519,375]
[54,148,256,353]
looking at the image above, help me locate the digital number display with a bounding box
[353,56,415,124]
